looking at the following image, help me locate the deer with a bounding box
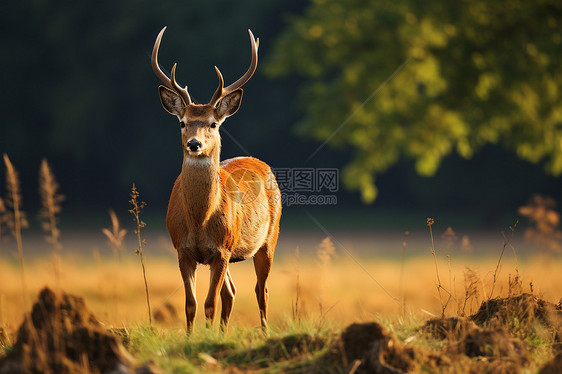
[151,27,281,332]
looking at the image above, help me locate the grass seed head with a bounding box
[38,159,64,250]
[3,154,28,233]
[316,237,336,267]
[102,209,127,249]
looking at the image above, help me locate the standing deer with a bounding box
[151,27,281,331]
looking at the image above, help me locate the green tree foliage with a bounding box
[267,0,562,202]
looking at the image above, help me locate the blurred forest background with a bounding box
[1,0,562,231]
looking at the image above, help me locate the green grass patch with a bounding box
[120,318,341,373]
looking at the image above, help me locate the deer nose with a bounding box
[187,139,202,152]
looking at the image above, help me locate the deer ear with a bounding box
[159,86,185,117]
[215,89,243,118]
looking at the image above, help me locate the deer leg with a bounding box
[178,252,197,333]
[253,245,273,329]
[204,252,229,327]
[219,267,236,331]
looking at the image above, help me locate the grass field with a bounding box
[1,227,561,372]
[1,234,560,329]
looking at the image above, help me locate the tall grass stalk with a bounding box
[460,268,480,316]
[102,209,127,318]
[316,237,335,314]
[39,159,64,290]
[427,218,449,316]
[129,184,151,326]
[0,198,6,244]
[292,246,302,322]
[489,221,518,299]
[0,294,4,327]
[447,255,454,306]
[398,231,409,316]
[4,154,28,308]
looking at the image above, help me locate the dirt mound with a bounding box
[336,319,533,373]
[0,287,159,374]
[470,293,562,355]
[152,302,178,324]
[471,293,562,331]
[461,327,530,365]
[422,317,479,339]
[339,322,448,374]
[540,352,562,374]
[469,359,527,374]
[424,316,531,371]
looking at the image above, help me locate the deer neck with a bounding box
[179,150,221,227]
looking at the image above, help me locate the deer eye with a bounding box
[210,122,217,128]
[180,121,185,128]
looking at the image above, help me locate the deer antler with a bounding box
[209,29,259,106]
[152,27,192,105]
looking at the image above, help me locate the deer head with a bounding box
[152,27,259,160]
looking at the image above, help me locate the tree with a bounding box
[267,0,562,202]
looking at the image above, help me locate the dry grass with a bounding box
[0,198,7,244]
[2,235,561,372]
[128,183,151,326]
[427,218,449,317]
[0,251,560,332]
[3,154,28,309]
[291,246,302,322]
[102,209,127,259]
[38,158,64,289]
[38,159,64,251]
[102,209,128,319]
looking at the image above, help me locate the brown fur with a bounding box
[186,104,212,117]
[162,97,281,332]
